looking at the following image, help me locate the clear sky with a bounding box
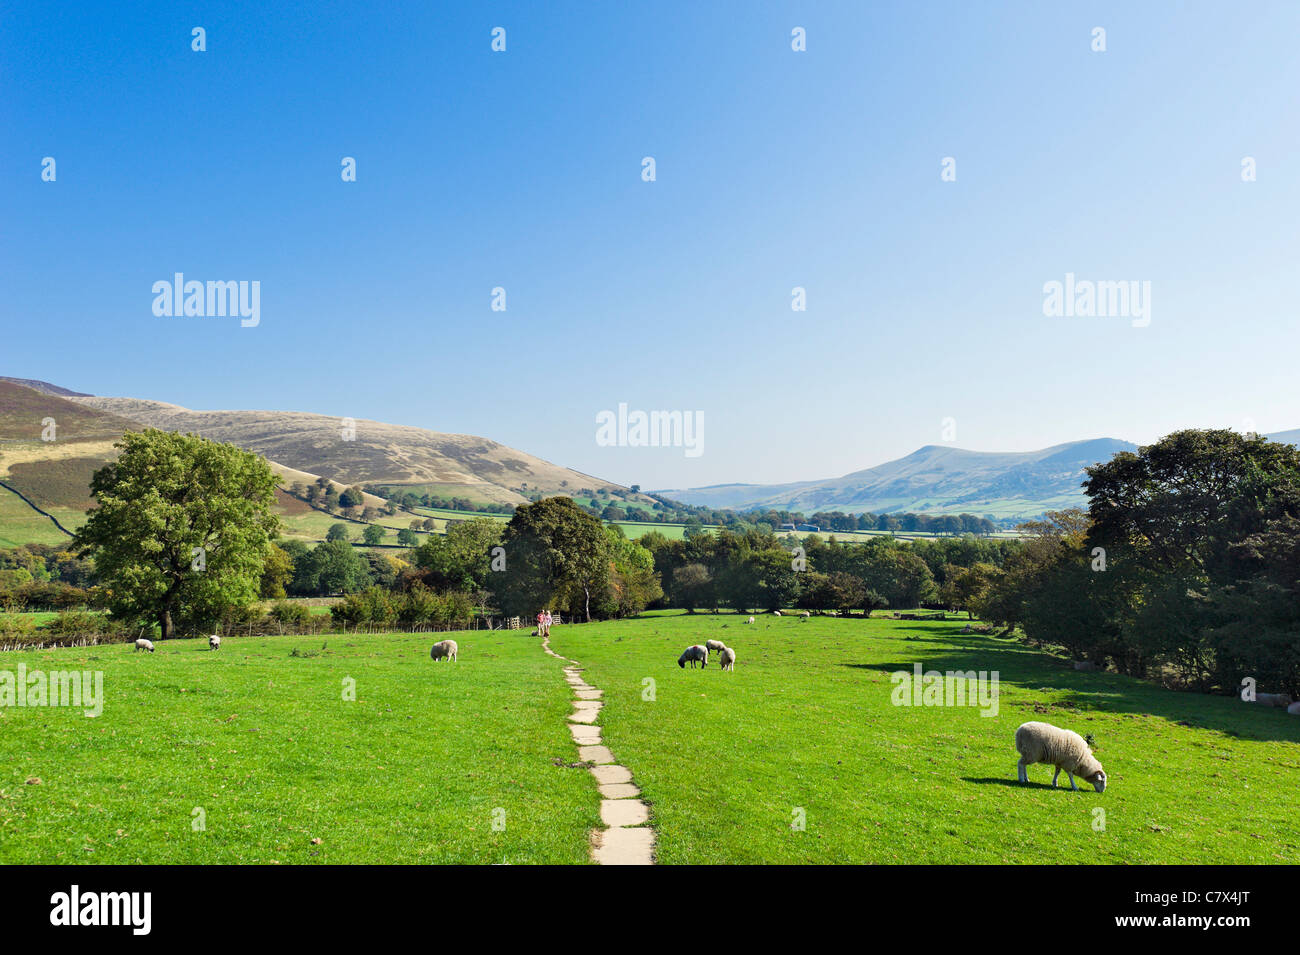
[4,1,1298,491]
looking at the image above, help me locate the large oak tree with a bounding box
[75,429,280,639]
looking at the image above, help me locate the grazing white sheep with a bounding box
[430,639,459,662]
[773,610,782,616]
[746,616,755,624]
[1253,692,1293,708]
[799,611,811,619]
[209,634,221,651]
[1288,701,1300,716]
[678,645,708,669]
[1015,721,1106,793]
[134,638,155,653]
[718,646,736,671]
[705,639,727,655]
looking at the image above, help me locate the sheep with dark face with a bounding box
[134,638,155,653]
[209,634,221,651]
[1015,721,1106,793]
[678,645,708,669]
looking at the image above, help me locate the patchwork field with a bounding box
[1,614,1296,864]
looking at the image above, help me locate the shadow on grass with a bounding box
[839,635,1300,744]
[961,777,1058,791]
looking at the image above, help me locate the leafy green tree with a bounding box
[74,430,279,639]
[260,543,295,599]
[326,523,351,542]
[414,517,503,593]
[292,540,373,596]
[396,528,419,547]
[493,497,611,621]
[362,524,385,546]
[672,562,711,612]
[602,527,663,617]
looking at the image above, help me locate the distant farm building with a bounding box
[796,523,820,532]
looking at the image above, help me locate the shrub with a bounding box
[268,600,312,629]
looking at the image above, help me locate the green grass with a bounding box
[0,611,66,626]
[0,630,596,863]
[5,612,1297,864]
[551,612,1300,864]
[0,484,74,548]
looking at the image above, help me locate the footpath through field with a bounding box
[541,630,655,864]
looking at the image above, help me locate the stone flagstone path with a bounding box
[542,632,655,865]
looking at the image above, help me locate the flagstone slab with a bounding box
[574,689,603,700]
[598,782,641,799]
[590,764,632,785]
[601,799,649,828]
[592,827,654,866]
[578,745,614,764]
[569,723,601,743]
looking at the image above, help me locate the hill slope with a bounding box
[658,438,1140,517]
[0,379,652,548]
[69,395,629,507]
[663,431,1300,518]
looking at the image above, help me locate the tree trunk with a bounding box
[159,609,174,641]
[584,585,591,623]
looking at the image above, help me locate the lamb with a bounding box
[430,639,459,662]
[678,645,708,669]
[704,639,728,655]
[1253,692,1293,708]
[746,616,755,624]
[134,638,155,653]
[773,610,782,616]
[1015,721,1107,793]
[209,634,221,651]
[718,646,736,671]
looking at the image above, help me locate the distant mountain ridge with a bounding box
[659,433,1300,519]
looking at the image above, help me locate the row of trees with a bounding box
[633,525,1018,615]
[969,431,1300,697]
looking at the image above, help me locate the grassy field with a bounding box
[3,612,1296,864]
[0,485,72,548]
[552,612,1300,864]
[0,630,595,863]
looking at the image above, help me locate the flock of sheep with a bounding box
[126,609,1300,793]
[1252,691,1300,715]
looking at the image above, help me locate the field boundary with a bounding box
[0,479,75,537]
[542,630,655,865]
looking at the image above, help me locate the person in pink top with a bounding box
[543,610,553,635]
[536,611,545,635]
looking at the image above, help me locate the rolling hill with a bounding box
[659,433,1300,518]
[67,395,629,507]
[0,378,654,547]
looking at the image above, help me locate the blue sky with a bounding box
[4,1,1299,491]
